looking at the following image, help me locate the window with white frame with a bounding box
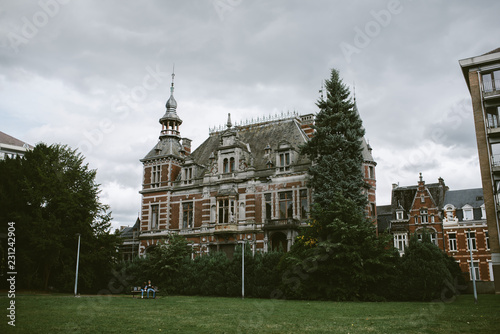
[396,210,404,220]
[485,231,490,250]
[448,232,457,251]
[481,204,486,219]
[469,261,480,281]
[420,209,428,223]
[466,231,477,250]
[394,233,407,253]
[462,205,473,220]
[417,230,437,245]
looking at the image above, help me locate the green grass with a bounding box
[1,293,499,333]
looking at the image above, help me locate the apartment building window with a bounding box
[279,191,293,219]
[466,231,477,250]
[485,231,490,250]
[420,209,428,223]
[151,204,159,229]
[486,107,500,128]
[394,233,407,253]
[151,165,161,188]
[482,70,500,92]
[300,189,308,219]
[396,210,404,220]
[481,204,486,219]
[417,230,437,245]
[182,202,193,229]
[448,233,457,251]
[368,166,375,179]
[469,261,480,281]
[462,205,473,220]
[218,198,235,224]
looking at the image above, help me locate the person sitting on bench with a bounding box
[140,281,147,299]
[147,280,156,299]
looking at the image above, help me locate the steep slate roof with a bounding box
[444,188,484,208]
[443,188,485,221]
[142,137,185,161]
[391,180,447,217]
[190,117,311,172]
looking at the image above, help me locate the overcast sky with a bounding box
[1,0,499,230]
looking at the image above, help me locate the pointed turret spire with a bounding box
[165,65,177,111]
[160,66,182,138]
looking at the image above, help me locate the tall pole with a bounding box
[241,242,245,299]
[467,229,478,304]
[74,233,81,297]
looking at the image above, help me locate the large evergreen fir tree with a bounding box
[301,68,366,211]
[279,69,397,301]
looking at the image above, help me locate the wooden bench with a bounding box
[131,286,159,298]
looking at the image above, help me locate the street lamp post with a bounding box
[467,229,478,304]
[74,233,81,297]
[241,241,245,299]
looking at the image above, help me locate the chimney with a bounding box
[182,138,192,155]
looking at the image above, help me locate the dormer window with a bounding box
[396,210,404,220]
[444,205,454,221]
[276,141,294,173]
[462,205,473,220]
[279,152,290,172]
[481,204,486,219]
[223,157,235,173]
[183,166,194,185]
[264,144,272,155]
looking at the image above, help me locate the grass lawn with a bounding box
[1,293,499,333]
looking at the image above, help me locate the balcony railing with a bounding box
[483,79,500,95]
[264,218,300,229]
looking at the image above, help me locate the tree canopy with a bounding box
[0,143,118,292]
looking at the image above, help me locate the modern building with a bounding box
[459,47,500,292]
[138,75,376,258]
[382,175,493,283]
[0,131,32,159]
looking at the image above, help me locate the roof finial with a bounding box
[419,172,423,182]
[227,113,232,128]
[170,64,175,95]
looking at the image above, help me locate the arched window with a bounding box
[223,158,229,173]
[230,157,235,172]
